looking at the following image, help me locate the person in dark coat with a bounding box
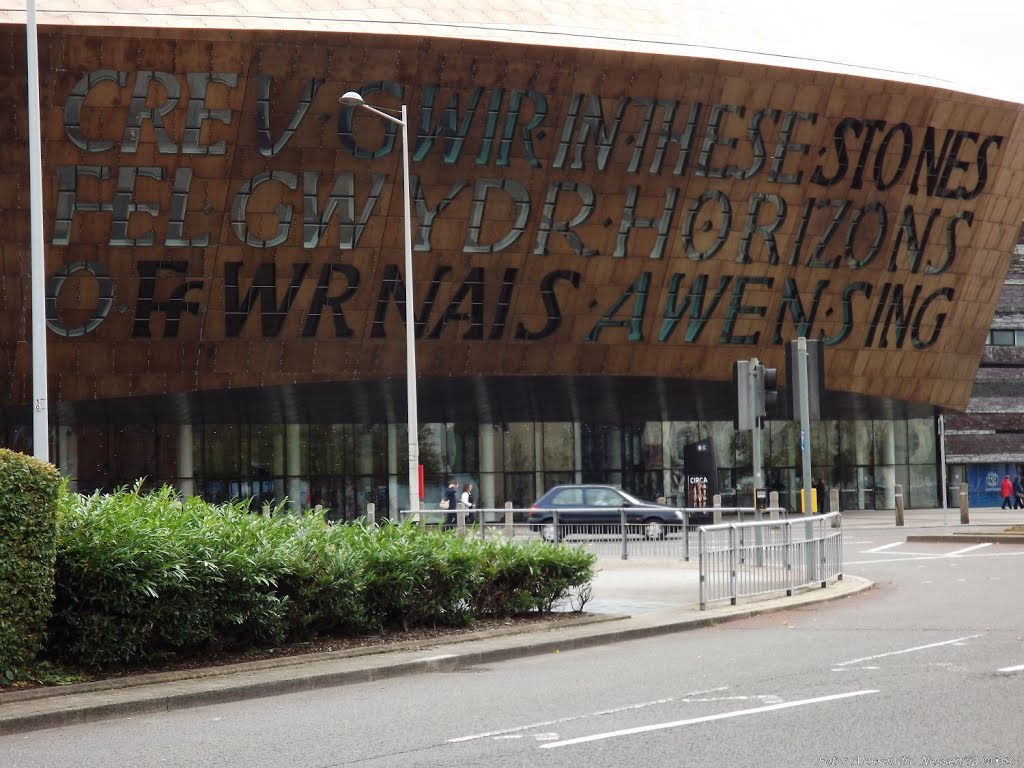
[813,478,827,514]
[442,479,459,527]
[1014,476,1024,510]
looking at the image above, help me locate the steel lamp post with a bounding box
[339,91,419,515]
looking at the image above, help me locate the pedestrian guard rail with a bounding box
[394,505,793,561]
[697,512,843,610]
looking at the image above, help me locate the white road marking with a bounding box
[829,666,879,672]
[998,664,1024,673]
[863,542,903,554]
[418,654,457,662]
[538,690,878,749]
[846,549,1024,565]
[835,635,981,667]
[448,686,729,742]
[946,543,992,556]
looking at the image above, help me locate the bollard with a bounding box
[959,482,970,524]
[456,505,467,534]
[769,491,780,520]
[830,488,841,527]
[366,502,376,527]
[620,507,629,560]
[894,483,905,526]
[504,501,513,539]
[712,494,722,525]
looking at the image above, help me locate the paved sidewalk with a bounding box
[0,556,871,737]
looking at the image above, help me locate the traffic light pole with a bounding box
[797,338,813,515]
[749,357,763,508]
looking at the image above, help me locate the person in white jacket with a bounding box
[459,483,474,523]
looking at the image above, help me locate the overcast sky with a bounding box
[6,0,1023,103]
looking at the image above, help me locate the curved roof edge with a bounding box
[3,0,1022,104]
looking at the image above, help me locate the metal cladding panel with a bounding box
[1,26,1023,412]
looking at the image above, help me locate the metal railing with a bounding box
[392,505,791,561]
[697,512,843,610]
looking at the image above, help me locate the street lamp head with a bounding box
[339,91,365,107]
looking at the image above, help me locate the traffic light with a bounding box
[761,365,779,418]
[733,360,752,430]
[751,363,778,425]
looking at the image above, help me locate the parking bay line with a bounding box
[834,635,981,667]
[538,690,878,749]
[997,664,1024,673]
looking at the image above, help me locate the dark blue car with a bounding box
[527,484,709,541]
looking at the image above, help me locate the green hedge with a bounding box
[0,450,61,683]
[48,485,595,668]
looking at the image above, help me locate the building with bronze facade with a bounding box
[1,2,1023,516]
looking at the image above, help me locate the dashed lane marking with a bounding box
[447,686,729,743]
[834,635,981,667]
[538,690,879,749]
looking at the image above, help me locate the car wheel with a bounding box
[644,518,667,540]
[540,521,561,543]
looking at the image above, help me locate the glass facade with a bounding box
[45,414,942,519]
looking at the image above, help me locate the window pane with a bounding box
[707,421,737,468]
[873,420,897,467]
[909,464,939,507]
[505,472,535,508]
[419,423,447,475]
[309,424,354,475]
[551,487,583,505]
[991,329,1014,345]
[840,420,873,466]
[907,418,936,464]
[205,425,242,475]
[642,422,663,468]
[810,420,840,467]
[543,422,573,471]
[586,488,620,506]
[767,420,798,467]
[669,422,700,469]
[504,423,535,472]
[250,425,283,475]
[448,423,479,474]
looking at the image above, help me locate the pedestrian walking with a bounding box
[1001,474,1014,509]
[440,478,459,527]
[459,482,475,524]
[1014,476,1024,510]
